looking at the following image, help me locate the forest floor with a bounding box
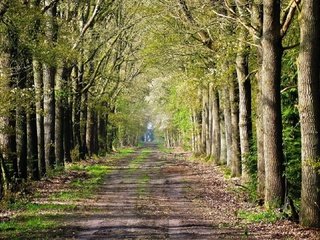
[0,144,319,239]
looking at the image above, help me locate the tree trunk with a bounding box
[43,62,55,170]
[98,112,107,153]
[72,64,82,158]
[0,25,17,182]
[86,107,97,156]
[236,29,252,182]
[16,55,28,180]
[220,118,227,165]
[80,91,88,157]
[43,0,57,171]
[16,103,27,180]
[207,84,212,156]
[223,87,232,166]
[211,90,220,163]
[63,96,72,163]
[27,112,39,180]
[33,59,45,176]
[251,1,264,199]
[261,0,284,208]
[201,87,209,154]
[298,0,320,227]
[54,65,65,167]
[230,79,241,177]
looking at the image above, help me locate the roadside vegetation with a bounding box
[0,147,136,238]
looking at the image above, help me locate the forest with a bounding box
[0,0,320,236]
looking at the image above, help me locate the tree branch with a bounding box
[280,0,301,38]
[282,42,300,51]
[72,0,103,50]
[41,0,59,14]
[178,0,213,49]
[0,1,9,18]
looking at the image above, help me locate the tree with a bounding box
[261,0,285,208]
[298,0,320,227]
[43,0,57,171]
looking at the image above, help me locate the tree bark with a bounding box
[63,95,72,163]
[201,87,209,154]
[261,0,284,208]
[55,65,66,167]
[230,79,241,177]
[43,62,56,170]
[98,112,107,153]
[43,0,57,171]
[211,90,220,163]
[16,102,27,180]
[236,28,252,182]
[0,25,17,182]
[27,111,39,180]
[80,91,88,157]
[251,1,265,199]
[223,87,232,166]
[298,0,320,227]
[86,107,94,156]
[207,84,213,156]
[72,64,82,158]
[33,59,45,176]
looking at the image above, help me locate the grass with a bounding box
[0,160,113,238]
[137,174,150,196]
[221,166,232,179]
[125,149,152,196]
[0,216,56,233]
[51,165,111,201]
[158,145,172,154]
[0,202,77,237]
[128,149,151,173]
[237,209,283,223]
[110,147,136,159]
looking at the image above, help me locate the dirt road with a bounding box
[47,145,241,239]
[41,145,319,239]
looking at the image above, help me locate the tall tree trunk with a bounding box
[201,87,209,154]
[93,111,99,154]
[236,29,252,182]
[72,64,82,158]
[16,104,27,180]
[80,91,88,157]
[207,84,213,156]
[64,96,72,163]
[220,118,227,165]
[16,55,28,180]
[55,65,66,167]
[211,90,220,162]
[27,112,39,180]
[86,107,94,156]
[43,0,57,171]
[230,79,241,177]
[261,0,284,208]
[298,0,320,227]
[251,1,264,199]
[0,25,17,183]
[223,87,232,166]
[33,59,45,176]
[98,112,107,153]
[43,62,55,170]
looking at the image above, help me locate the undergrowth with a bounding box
[237,209,284,224]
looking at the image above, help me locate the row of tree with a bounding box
[0,0,147,201]
[145,0,320,227]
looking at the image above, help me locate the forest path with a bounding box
[29,144,317,239]
[58,144,246,239]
